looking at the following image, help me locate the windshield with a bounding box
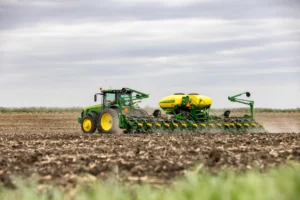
[104,93,116,106]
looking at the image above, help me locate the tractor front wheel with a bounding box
[81,115,97,133]
[97,108,122,134]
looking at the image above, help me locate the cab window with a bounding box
[119,93,131,106]
[104,93,116,106]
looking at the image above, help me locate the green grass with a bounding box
[1,164,300,200]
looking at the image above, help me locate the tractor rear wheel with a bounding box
[81,115,97,133]
[97,108,122,133]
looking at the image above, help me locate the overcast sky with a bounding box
[0,0,299,108]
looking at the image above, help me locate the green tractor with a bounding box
[78,88,149,133]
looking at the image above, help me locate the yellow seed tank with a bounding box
[159,93,212,110]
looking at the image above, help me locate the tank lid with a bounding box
[189,93,199,95]
[174,93,185,95]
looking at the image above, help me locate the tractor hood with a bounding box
[83,104,103,112]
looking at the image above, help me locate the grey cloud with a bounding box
[1,0,300,30]
[0,0,299,107]
[3,29,299,64]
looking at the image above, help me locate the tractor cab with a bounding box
[94,88,134,109]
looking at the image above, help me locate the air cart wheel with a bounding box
[153,109,161,117]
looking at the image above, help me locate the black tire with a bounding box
[97,108,122,134]
[153,109,161,117]
[81,114,97,133]
[223,110,231,118]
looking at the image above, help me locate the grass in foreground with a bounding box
[0,164,299,200]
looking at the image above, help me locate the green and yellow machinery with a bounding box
[78,88,264,134]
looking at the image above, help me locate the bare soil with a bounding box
[0,112,299,189]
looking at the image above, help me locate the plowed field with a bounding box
[0,112,299,189]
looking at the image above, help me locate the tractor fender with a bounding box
[87,112,97,120]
